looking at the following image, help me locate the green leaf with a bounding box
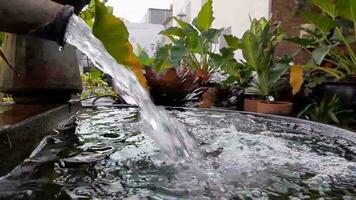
[173,17,191,30]
[309,0,336,18]
[285,37,317,47]
[241,31,259,70]
[336,0,356,35]
[89,68,103,80]
[302,11,337,34]
[203,28,224,43]
[224,35,242,50]
[136,44,154,66]
[0,32,4,46]
[160,27,185,39]
[328,110,340,123]
[80,0,96,27]
[192,0,214,32]
[170,41,187,67]
[93,0,147,88]
[211,48,241,78]
[154,44,172,72]
[270,62,290,85]
[312,45,331,65]
[224,76,238,85]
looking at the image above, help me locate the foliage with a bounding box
[156,0,223,74]
[210,47,253,87]
[135,45,155,67]
[297,95,352,124]
[0,33,17,74]
[289,0,356,79]
[0,93,13,103]
[80,0,148,88]
[144,67,209,106]
[81,68,116,99]
[224,18,292,98]
[0,32,4,46]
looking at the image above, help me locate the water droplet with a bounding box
[58,46,64,51]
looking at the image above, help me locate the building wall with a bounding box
[126,23,165,56]
[213,0,271,38]
[272,0,309,64]
[172,0,271,57]
[142,9,173,25]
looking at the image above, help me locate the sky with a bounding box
[107,0,174,23]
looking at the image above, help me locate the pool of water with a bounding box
[1,107,356,199]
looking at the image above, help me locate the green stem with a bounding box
[335,27,356,64]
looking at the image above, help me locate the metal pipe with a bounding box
[0,0,75,46]
[51,0,91,14]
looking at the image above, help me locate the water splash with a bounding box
[64,15,197,159]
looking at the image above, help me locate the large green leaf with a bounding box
[173,17,191,30]
[136,44,154,66]
[203,28,224,43]
[154,44,172,72]
[160,27,185,40]
[241,31,259,70]
[224,35,242,50]
[218,48,242,78]
[302,11,337,34]
[309,0,336,18]
[93,0,147,88]
[270,62,290,85]
[312,45,331,65]
[336,0,356,34]
[170,41,187,67]
[192,0,214,32]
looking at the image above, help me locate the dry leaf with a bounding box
[289,65,304,95]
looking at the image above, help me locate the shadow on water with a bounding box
[1,107,356,199]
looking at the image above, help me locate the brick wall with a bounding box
[272,0,309,64]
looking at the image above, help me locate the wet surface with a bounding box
[0,104,58,126]
[0,103,79,178]
[1,107,356,199]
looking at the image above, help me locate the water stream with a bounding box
[65,16,197,159]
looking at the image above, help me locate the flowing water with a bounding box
[1,108,356,199]
[64,16,197,159]
[5,15,354,199]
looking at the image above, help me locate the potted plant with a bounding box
[224,18,300,115]
[209,47,253,109]
[288,0,356,107]
[143,0,227,106]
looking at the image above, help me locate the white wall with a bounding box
[173,0,203,22]
[172,0,272,56]
[126,23,165,56]
[213,0,271,38]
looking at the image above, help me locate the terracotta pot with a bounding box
[243,98,261,113]
[256,101,293,116]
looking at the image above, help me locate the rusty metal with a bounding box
[0,34,82,104]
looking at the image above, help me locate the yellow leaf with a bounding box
[289,65,304,95]
[93,0,148,89]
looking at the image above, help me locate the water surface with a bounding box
[1,107,356,199]
[65,16,197,158]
